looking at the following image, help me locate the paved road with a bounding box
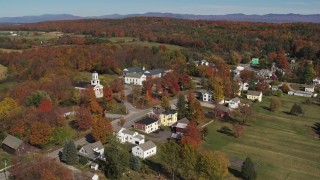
[0,171,10,180]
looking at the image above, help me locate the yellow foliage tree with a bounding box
[197,151,230,179]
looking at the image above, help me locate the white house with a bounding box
[240,82,249,91]
[313,78,320,84]
[228,97,240,109]
[78,141,104,160]
[90,162,99,171]
[115,127,145,145]
[196,90,213,102]
[132,141,157,159]
[124,73,146,86]
[75,72,104,98]
[247,91,263,102]
[304,85,315,93]
[288,90,313,97]
[234,66,244,75]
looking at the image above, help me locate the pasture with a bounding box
[202,95,320,180]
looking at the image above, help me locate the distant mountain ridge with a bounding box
[0,13,320,23]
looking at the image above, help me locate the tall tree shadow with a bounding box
[312,123,320,137]
[217,126,234,137]
[143,159,171,179]
[228,167,242,178]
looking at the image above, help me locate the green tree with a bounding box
[160,140,181,180]
[269,97,281,112]
[51,127,72,145]
[179,143,199,179]
[161,96,171,110]
[61,141,79,165]
[70,89,81,105]
[26,90,50,107]
[130,156,141,171]
[290,103,304,115]
[176,94,187,119]
[197,151,230,179]
[302,64,316,84]
[241,157,257,180]
[105,140,131,179]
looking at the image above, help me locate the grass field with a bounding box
[108,37,135,43]
[202,95,320,180]
[123,41,184,50]
[0,31,63,41]
[0,149,12,169]
[0,64,8,80]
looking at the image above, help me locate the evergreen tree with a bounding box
[290,103,303,115]
[176,94,186,119]
[61,141,79,165]
[130,156,141,171]
[105,140,131,179]
[302,64,316,84]
[241,157,257,180]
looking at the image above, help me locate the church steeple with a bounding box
[91,71,100,86]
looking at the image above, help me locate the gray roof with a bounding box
[79,141,104,160]
[134,135,144,140]
[2,135,23,150]
[197,89,213,95]
[247,91,262,96]
[122,129,136,136]
[125,72,144,78]
[231,97,240,103]
[123,67,144,74]
[144,69,163,76]
[112,125,124,133]
[177,118,190,124]
[138,141,156,151]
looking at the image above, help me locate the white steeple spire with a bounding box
[91,71,100,86]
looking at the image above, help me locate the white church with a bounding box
[75,72,104,98]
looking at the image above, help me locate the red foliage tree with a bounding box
[75,107,92,131]
[37,98,52,113]
[181,121,201,149]
[104,86,113,102]
[11,156,73,180]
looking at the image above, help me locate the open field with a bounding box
[0,31,63,41]
[0,64,8,80]
[202,95,320,180]
[0,48,23,53]
[108,37,135,43]
[123,41,184,50]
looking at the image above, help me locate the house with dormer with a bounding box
[75,72,104,98]
[114,127,145,145]
[78,141,104,160]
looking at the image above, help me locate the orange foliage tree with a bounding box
[92,117,113,144]
[29,122,52,146]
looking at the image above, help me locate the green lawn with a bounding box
[0,149,12,169]
[73,72,120,86]
[202,95,320,180]
[123,41,184,50]
[0,31,63,41]
[108,37,135,43]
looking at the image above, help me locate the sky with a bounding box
[1,0,320,17]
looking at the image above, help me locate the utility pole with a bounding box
[3,160,7,180]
